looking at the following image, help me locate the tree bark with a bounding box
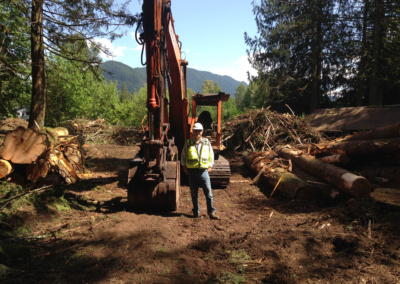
[356,0,369,106]
[369,0,384,106]
[310,1,323,113]
[315,138,400,157]
[275,146,372,197]
[319,154,349,164]
[29,0,46,129]
[343,122,400,141]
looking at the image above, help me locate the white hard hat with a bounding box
[193,122,203,131]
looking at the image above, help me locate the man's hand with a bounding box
[207,167,212,173]
[183,166,188,175]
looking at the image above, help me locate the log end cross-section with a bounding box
[0,126,47,164]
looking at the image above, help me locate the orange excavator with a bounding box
[127,0,230,211]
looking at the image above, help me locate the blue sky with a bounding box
[98,0,258,83]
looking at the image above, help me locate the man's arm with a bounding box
[208,139,214,173]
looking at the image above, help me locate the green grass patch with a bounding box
[206,271,246,284]
[229,249,252,265]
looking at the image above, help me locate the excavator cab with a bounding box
[190,92,231,187]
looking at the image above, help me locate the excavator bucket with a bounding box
[128,159,180,211]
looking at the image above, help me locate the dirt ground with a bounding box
[1,143,400,283]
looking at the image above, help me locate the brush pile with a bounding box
[223,108,324,152]
[67,118,142,145]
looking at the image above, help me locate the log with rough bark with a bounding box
[344,122,400,141]
[0,159,12,179]
[319,154,349,164]
[275,145,372,197]
[312,138,400,157]
[243,152,319,200]
[0,126,47,164]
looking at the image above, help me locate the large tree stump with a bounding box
[275,145,372,197]
[0,126,47,164]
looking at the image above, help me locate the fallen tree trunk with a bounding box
[313,138,400,157]
[0,159,12,179]
[243,152,319,200]
[275,145,372,197]
[319,154,349,164]
[344,122,400,141]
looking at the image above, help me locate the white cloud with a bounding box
[95,38,128,60]
[209,55,257,83]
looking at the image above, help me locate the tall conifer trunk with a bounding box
[357,0,369,106]
[29,0,46,129]
[310,1,323,113]
[369,0,384,106]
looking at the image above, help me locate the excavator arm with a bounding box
[127,0,188,211]
[128,0,231,211]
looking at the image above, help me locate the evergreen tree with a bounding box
[234,83,246,111]
[0,0,31,117]
[25,0,136,128]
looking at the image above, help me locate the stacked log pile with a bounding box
[0,126,84,185]
[226,112,400,202]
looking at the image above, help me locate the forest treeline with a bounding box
[245,0,400,114]
[1,0,399,128]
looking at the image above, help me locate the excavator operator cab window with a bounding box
[197,110,216,142]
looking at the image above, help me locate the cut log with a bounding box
[314,138,400,156]
[344,122,400,141]
[48,151,79,184]
[0,126,47,164]
[291,166,345,204]
[244,152,319,200]
[275,145,372,197]
[26,158,49,182]
[319,154,349,164]
[0,159,12,179]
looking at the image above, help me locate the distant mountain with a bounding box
[102,60,246,96]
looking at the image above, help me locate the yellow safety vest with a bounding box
[186,138,212,169]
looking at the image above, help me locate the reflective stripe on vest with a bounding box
[186,138,212,169]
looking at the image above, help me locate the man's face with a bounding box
[193,130,203,141]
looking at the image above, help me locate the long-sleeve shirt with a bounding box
[181,138,214,168]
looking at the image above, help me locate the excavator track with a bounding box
[209,155,230,188]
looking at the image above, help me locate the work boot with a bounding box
[193,211,199,218]
[208,212,220,220]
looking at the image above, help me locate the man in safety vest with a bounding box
[181,122,219,219]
